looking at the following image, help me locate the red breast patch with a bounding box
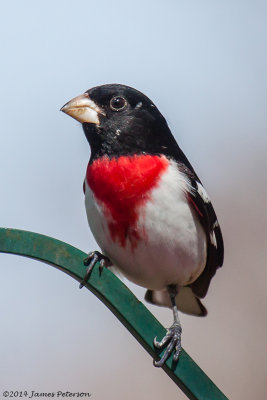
[86,155,168,248]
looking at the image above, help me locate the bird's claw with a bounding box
[153,322,182,367]
[79,251,111,289]
[99,257,112,276]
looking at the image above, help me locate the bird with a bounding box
[60,84,224,367]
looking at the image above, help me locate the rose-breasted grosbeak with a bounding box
[61,84,224,367]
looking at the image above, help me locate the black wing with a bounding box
[178,160,224,298]
[154,124,224,298]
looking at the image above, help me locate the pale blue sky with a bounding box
[0,1,266,399]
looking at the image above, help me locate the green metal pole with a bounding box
[0,228,228,400]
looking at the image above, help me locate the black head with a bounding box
[61,84,179,162]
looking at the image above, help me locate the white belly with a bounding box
[84,161,207,290]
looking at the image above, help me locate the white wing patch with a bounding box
[210,230,217,248]
[213,220,219,228]
[196,182,210,204]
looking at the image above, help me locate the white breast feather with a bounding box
[85,160,207,290]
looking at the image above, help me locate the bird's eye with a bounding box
[110,96,127,111]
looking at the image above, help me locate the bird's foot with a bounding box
[79,251,112,289]
[153,322,182,367]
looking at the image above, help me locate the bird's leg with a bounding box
[79,251,112,289]
[153,284,182,367]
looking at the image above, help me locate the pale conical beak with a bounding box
[60,93,104,125]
